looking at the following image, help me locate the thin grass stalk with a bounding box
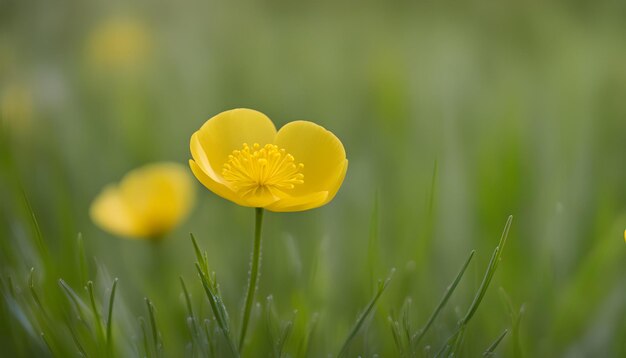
[106,278,118,351]
[77,233,88,285]
[483,329,508,356]
[338,268,395,357]
[145,297,162,357]
[413,250,475,347]
[86,281,105,347]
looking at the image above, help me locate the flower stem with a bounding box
[239,207,264,351]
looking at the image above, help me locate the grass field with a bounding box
[1,0,626,356]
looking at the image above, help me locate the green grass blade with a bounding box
[40,332,55,355]
[28,268,48,320]
[190,233,209,275]
[139,317,152,358]
[435,216,513,357]
[499,288,524,358]
[63,315,89,357]
[77,233,88,285]
[203,319,216,357]
[413,250,475,347]
[297,312,318,358]
[145,297,162,357]
[338,268,395,357]
[401,299,412,350]
[58,279,89,322]
[194,264,238,356]
[195,264,229,334]
[179,276,195,320]
[460,216,512,325]
[367,193,380,293]
[106,278,118,348]
[433,325,464,358]
[483,329,508,356]
[388,316,405,356]
[22,192,50,267]
[277,316,294,358]
[86,281,105,346]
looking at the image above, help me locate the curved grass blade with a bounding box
[139,317,151,358]
[28,268,48,320]
[190,233,209,275]
[461,216,512,324]
[367,193,380,293]
[77,233,88,285]
[413,250,475,347]
[145,297,163,357]
[483,329,508,356]
[86,281,105,345]
[58,279,89,323]
[388,316,405,356]
[435,216,513,357]
[194,261,237,355]
[22,192,50,267]
[499,288,524,358]
[338,268,395,357]
[180,276,195,320]
[106,278,118,348]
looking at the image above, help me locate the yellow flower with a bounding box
[189,108,348,212]
[85,17,151,72]
[90,163,195,239]
[1,82,33,135]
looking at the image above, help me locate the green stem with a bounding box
[239,207,264,351]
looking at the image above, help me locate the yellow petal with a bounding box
[274,121,346,197]
[266,191,329,212]
[91,163,195,239]
[192,108,277,182]
[90,185,147,238]
[119,163,194,235]
[320,159,348,206]
[190,159,247,206]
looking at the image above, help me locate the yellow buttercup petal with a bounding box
[190,132,215,178]
[266,191,329,212]
[267,161,346,212]
[190,159,250,207]
[320,159,349,206]
[119,163,194,233]
[90,163,195,239]
[274,121,347,197]
[193,108,277,182]
[90,185,146,238]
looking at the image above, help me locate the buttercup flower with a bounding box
[1,82,33,136]
[90,163,195,239]
[86,17,151,72]
[189,108,348,212]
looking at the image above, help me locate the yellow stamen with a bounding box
[222,143,304,197]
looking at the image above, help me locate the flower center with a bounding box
[222,143,304,197]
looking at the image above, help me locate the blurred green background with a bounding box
[1,0,626,356]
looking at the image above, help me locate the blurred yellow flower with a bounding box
[90,163,195,239]
[189,108,348,212]
[1,83,33,135]
[86,17,151,72]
